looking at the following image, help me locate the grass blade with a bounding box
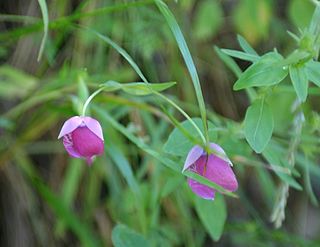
[37,0,49,61]
[155,0,209,142]
[81,27,148,83]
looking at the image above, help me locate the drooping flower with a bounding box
[58,116,104,165]
[182,143,238,200]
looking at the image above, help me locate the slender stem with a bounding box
[82,88,104,116]
[153,91,207,146]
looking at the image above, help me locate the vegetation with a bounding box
[0,0,320,246]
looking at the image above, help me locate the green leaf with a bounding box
[101,81,176,95]
[214,46,242,78]
[306,60,320,87]
[155,0,209,142]
[289,64,309,102]
[263,143,302,190]
[112,224,150,247]
[233,52,288,90]
[193,0,223,40]
[244,98,274,153]
[309,2,320,34]
[278,51,310,67]
[37,0,49,61]
[163,118,217,157]
[221,49,259,62]
[237,34,259,56]
[195,194,227,241]
[85,28,148,83]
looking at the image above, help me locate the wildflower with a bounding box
[58,116,104,165]
[182,143,238,200]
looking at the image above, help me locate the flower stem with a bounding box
[153,91,207,146]
[82,87,104,116]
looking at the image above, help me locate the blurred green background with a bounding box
[0,0,320,246]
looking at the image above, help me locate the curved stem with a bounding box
[82,87,104,116]
[153,91,207,146]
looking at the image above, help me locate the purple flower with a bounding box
[182,143,238,200]
[58,116,104,165]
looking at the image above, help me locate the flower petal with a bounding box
[187,178,215,200]
[71,126,104,158]
[63,134,81,158]
[205,154,238,192]
[58,116,82,139]
[83,117,104,141]
[182,145,204,172]
[209,142,233,166]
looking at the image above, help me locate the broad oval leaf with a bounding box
[306,60,320,87]
[101,81,176,95]
[289,64,309,102]
[112,224,150,247]
[195,193,227,241]
[233,52,288,90]
[163,118,217,157]
[244,98,274,153]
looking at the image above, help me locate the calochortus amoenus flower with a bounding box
[182,143,238,200]
[58,116,104,165]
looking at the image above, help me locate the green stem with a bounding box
[82,88,104,116]
[153,91,207,146]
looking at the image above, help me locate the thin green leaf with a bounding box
[101,81,176,95]
[37,0,49,61]
[155,0,209,142]
[214,46,242,78]
[309,3,320,35]
[237,34,259,56]
[221,49,259,62]
[195,194,227,241]
[306,60,320,87]
[303,155,319,206]
[244,98,274,153]
[84,28,148,83]
[277,50,310,67]
[289,64,309,102]
[233,52,288,90]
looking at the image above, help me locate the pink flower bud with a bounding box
[58,116,104,165]
[182,143,238,200]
